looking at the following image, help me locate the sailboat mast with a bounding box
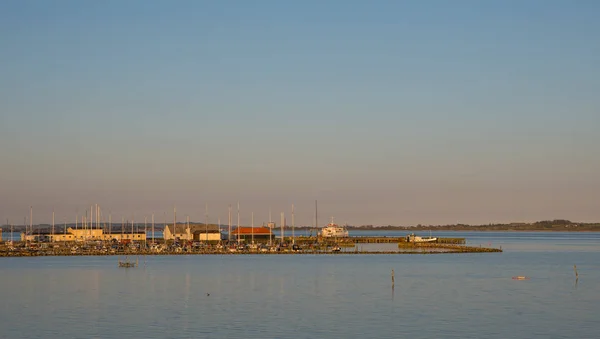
[268,207,272,245]
[52,210,55,242]
[292,204,295,245]
[205,203,208,243]
[269,206,272,245]
[131,216,134,242]
[315,200,318,239]
[228,204,232,243]
[251,212,254,244]
[237,202,240,243]
[280,212,284,244]
[152,213,155,244]
[173,206,177,242]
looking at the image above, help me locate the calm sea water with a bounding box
[1,232,599,339]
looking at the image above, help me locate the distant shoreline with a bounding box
[3,219,599,234]
[3,228,600,234]
[347,228,600,232]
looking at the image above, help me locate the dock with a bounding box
[290,236,466,245]
[0,236,499,257]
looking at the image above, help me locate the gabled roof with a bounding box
[231,227,272,235]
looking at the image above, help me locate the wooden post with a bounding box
[391,269,395,289]
[574,265,578,279]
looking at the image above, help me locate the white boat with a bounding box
[407,233,437,243]
[320,217,349,238]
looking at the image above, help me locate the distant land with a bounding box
[352,219,600,232]
[2,219,599,233]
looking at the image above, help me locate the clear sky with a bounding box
[1,0,599,226]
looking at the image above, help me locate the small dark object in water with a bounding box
[206,293,210,296]
[118,261,137,268]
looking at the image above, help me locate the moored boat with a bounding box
[320,217,349,238]
[406,233,438,243]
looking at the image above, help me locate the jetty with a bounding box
[0,235,500,257]
[291,236,466,245]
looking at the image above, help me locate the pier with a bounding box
[291,236,466,244]
[0,236,499,257]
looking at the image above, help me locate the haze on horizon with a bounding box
[1,0,599,227]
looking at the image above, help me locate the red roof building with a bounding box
[230,227,273,243]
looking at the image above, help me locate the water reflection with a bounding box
[1,234,600,339]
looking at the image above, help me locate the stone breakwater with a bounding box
[0,243,501,257]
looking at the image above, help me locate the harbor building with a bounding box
[164,224,223,242]
[21,228,146,242]
[231,227,273,243]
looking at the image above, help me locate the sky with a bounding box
[1,0,599,226]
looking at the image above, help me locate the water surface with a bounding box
[1,232,599,338]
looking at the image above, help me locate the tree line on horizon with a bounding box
[2,219,600,232]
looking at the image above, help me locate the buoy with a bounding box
[512,276,529,280]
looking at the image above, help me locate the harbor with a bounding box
[0,205,501,258]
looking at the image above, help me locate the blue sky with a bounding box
[1,0,599,226]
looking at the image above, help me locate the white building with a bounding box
[163,224,222,242]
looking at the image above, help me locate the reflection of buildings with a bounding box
[163,224,223,241]
[21,228,146,242]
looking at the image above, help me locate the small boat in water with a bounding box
[118,256,138,268]
[407,233,437,243]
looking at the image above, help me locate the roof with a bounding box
[231,227,272,235]
[165,224,220,234]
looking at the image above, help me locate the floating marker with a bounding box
[512,276,529,280]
